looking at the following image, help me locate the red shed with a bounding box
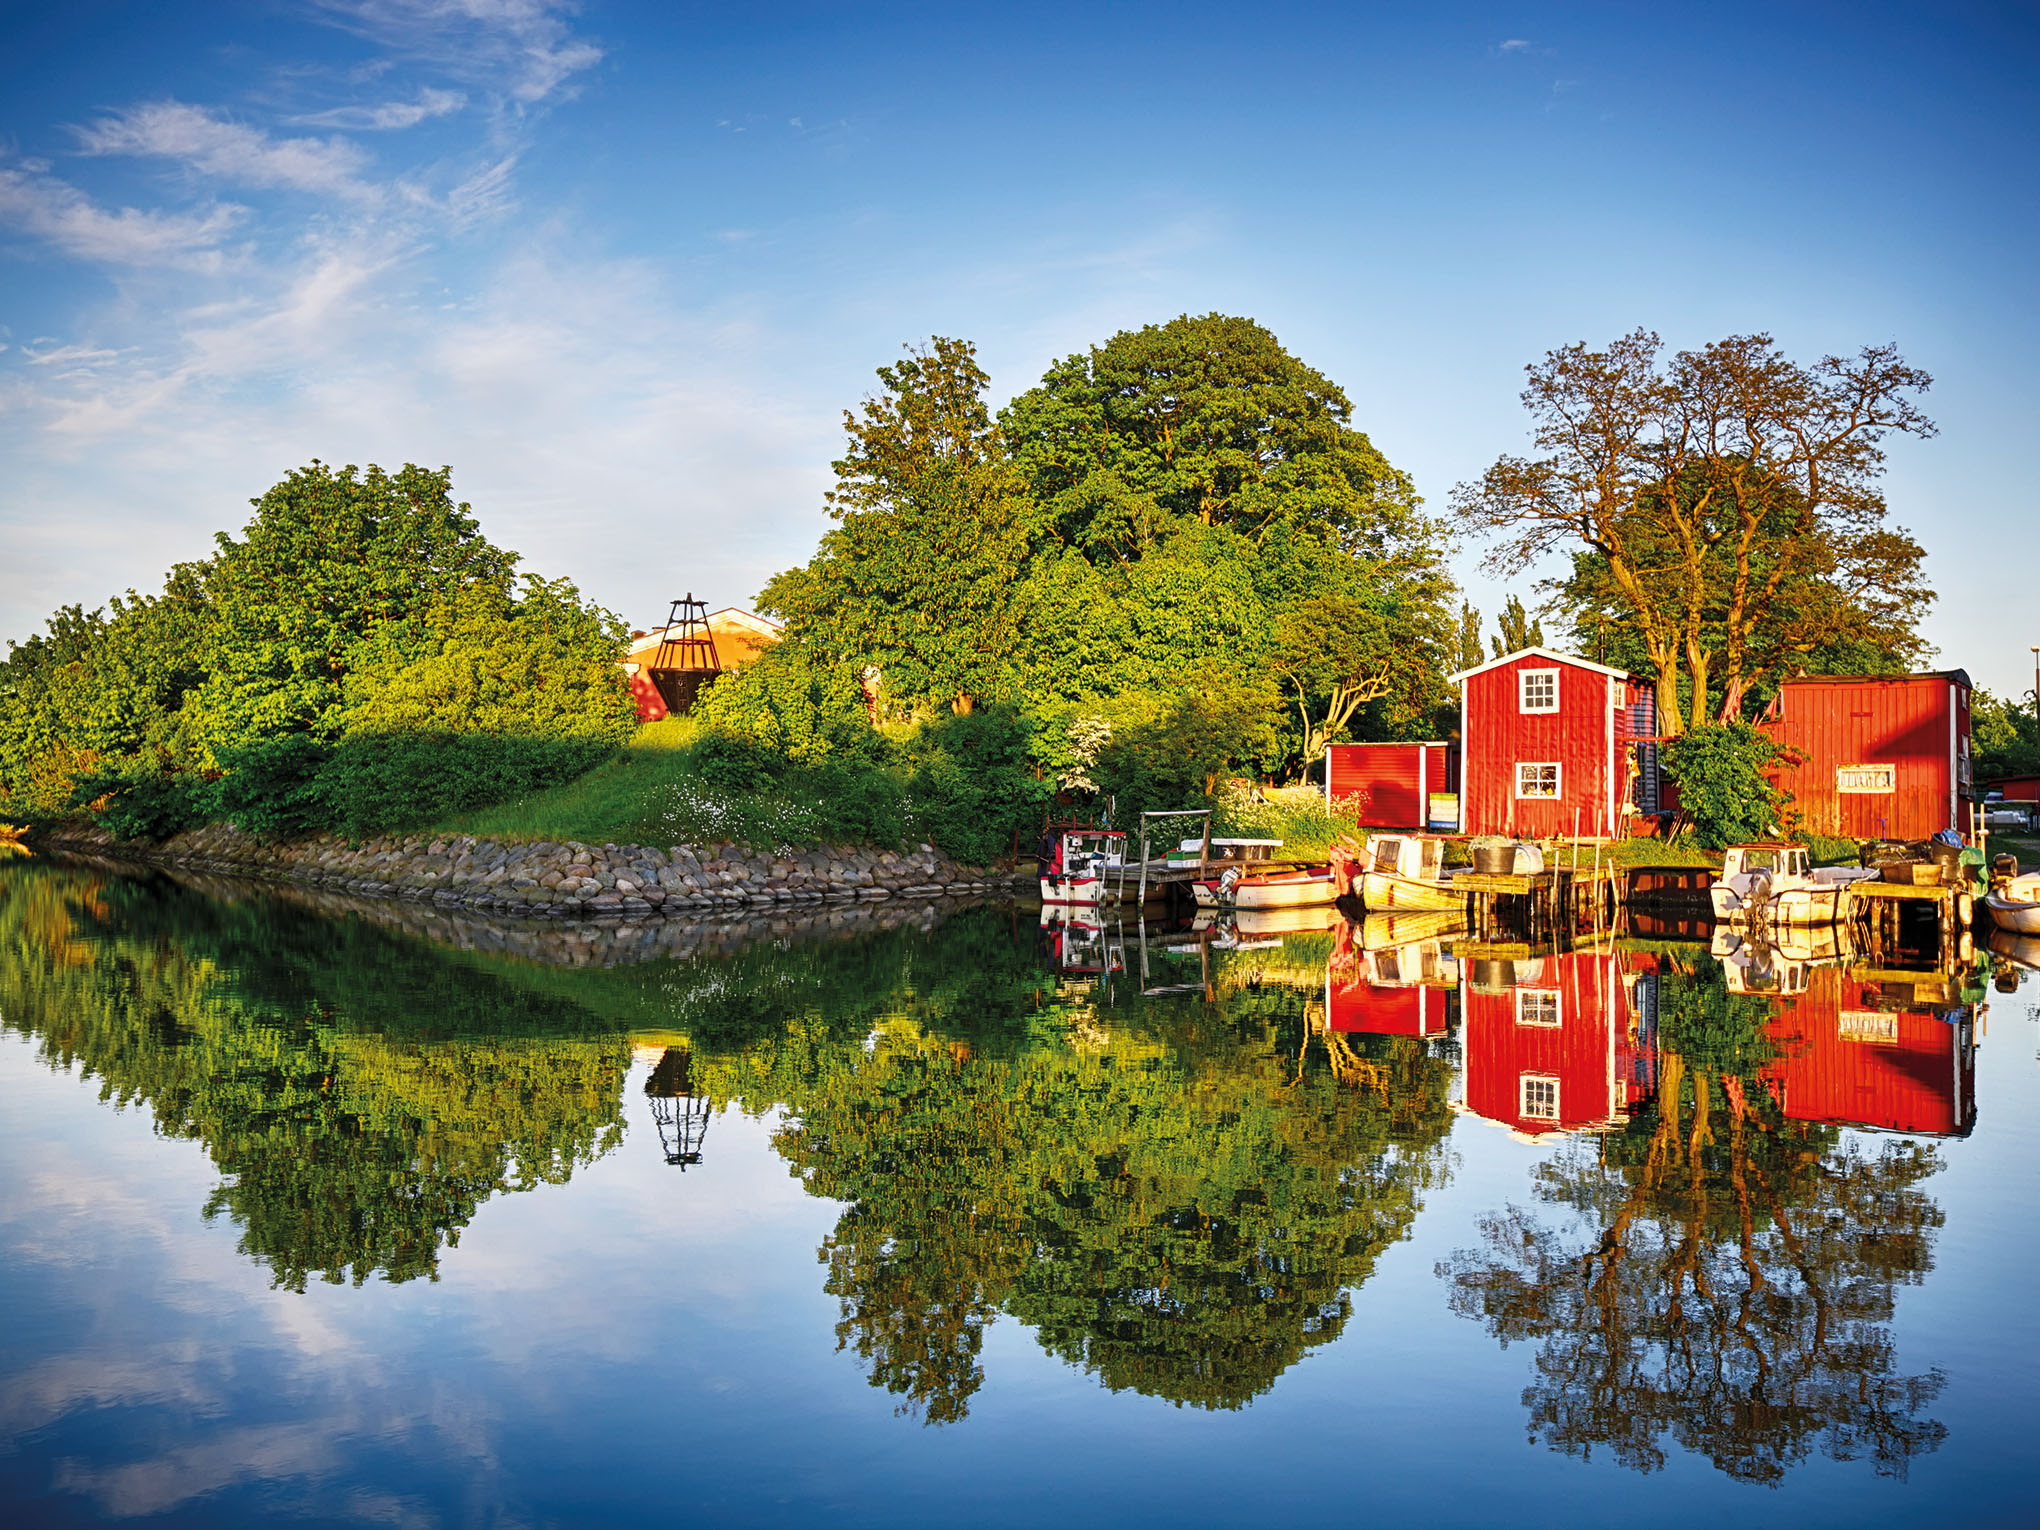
[1324,741,1454,828]
[1456,948,1657,1139]
[1761,964,1974,1137]
[1986,773,2040,804]
[1758,671,1972,841]
[1450,648,1659,838]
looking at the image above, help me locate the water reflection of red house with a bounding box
[1457,948,1659,1139]
[1327,935,1457,1038]
[1762,965,1975,1137]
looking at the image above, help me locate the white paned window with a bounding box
[1515,989,1562,1027]
[1519,668,1560,713]
[1520,1075,1560,1121]
[1837,764,1895,794]
[1516,762,1561,799]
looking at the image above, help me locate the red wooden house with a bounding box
[1758,671,1972,841]
[1761,964,1975,1137]
[1989,773,2040,804]
[1450,648,1659,838]
[1324,741,1455,829]
[1456,947,1658,1139]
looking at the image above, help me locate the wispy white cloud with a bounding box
[306,0,604,104]
[292,86,467,130]
[0,164,242,268]
[73,101,379,201]
[1498,38,1531,52]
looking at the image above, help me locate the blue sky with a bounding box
[3,2,2036,694]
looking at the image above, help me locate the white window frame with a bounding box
[1515,761,1562,799]
[1519,668,1560,714]
[1520,1074,1561,1121]
[1515,989,1562,1027]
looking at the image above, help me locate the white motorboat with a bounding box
[1190,863,1339,909]
[1709,842,1877,925]
[1039,824,1126,905]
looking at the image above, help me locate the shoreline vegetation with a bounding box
[5,318,2013,872]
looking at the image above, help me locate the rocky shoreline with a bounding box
[37,821,1029,920]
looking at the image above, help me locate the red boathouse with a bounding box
[1758,671,1972,841]
[1324,741,1454,828]
[1450,648,1659,838]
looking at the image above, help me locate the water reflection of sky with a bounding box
[6,912,2040,1523]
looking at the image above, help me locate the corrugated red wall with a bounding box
[1761,674,1969,840]
[1326,742,1450,827]
[1461,654,1638,837]
[1761,965,1973,1136]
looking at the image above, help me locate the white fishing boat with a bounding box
[1710,842,1877,925]
[1038,824,1126,905]
[1985,870,2040,935]
[1190,862,1339,910]
[1360,834,1463,912]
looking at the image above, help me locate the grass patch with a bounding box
[1215,786,1362,858]
[428,718,835,847]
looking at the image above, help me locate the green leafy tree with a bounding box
[764,340,1034,717]
[1489,593,1544,657]
[1972,688,2039,782]
[1661,721,1789,847]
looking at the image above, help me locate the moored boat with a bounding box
[1359,834,1461,912]
[1038,824,1126,905]
[1710,842,1877,925]
[1985,870,2040,935]
[1190,863,1339,910]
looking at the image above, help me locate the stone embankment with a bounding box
[43,821,1027,920]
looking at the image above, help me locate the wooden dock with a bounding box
[1456,865,1624,938]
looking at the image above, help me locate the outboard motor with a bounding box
[1991,852,2019,887]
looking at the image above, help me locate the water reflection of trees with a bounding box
[6,862,1461,1424]
[700,968,1459,1422]
[0,864,630,1290]
[1438,956,1947,1483]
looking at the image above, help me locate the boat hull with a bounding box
[1985,894,2040,935]
[1191,871,1338,909]
[1040,876,1106,905]
[1360,871,1461,913]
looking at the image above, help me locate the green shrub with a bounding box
[66,765,210,841]
[1662,722,1788,850]
[210,736,335,838]
[905,706,1053,865]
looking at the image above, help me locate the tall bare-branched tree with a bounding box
[1452,331,1936,733]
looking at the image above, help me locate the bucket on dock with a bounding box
[1473,844,1515,875]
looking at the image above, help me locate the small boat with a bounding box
[1360,834,1462,912]
[1190,863,1339,909]
[1985,870,2040,935]
[1710,842,1877,925]
[1039,824,1127,905]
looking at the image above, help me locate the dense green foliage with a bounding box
[1661,721,1789,848]
[1973,687,2039,783]
[0,462,634,838]
[719,316,1455,824]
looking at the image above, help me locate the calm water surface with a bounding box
[3,855,2037,1528]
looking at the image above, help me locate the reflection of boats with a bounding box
[1039,904,1127,978]
[1710,842,1876,924]
[1190,863,1338,909]
[1039,825,1126,905]
[1985,870,2040,934]
[1988,927,2040,970]
[1234,903,1341,936]
[1360,834,1461,912]
[1358,909,1463,950]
